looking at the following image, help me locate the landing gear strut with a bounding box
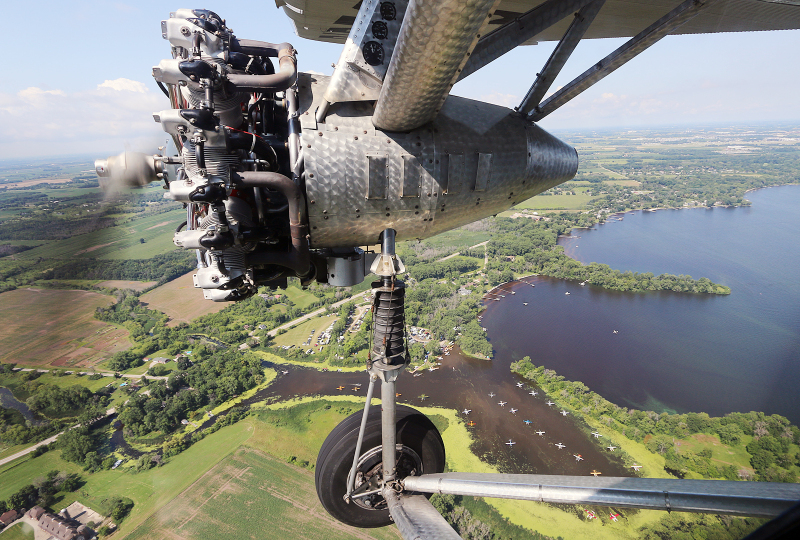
[315,229,446,527]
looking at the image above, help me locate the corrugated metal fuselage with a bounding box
[298,74,578,248]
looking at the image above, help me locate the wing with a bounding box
[279,0,800,44]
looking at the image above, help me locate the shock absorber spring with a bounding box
[369,279,408,368]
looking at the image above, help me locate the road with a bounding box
[0,408,116,468]
[267,291,372,337]
[436,240,490,263]
[15,368,168,380]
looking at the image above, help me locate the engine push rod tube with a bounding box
[233,171,311,276]
[402,473,800,518]
[226,43,297,92]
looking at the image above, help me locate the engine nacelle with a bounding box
[96,8,577,302]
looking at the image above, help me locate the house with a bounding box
[26,507,90,540]
[0,509,20,526]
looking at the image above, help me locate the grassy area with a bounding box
[283,285,323,310]
[0,443,30,461]
[0,288,131,367]
[416,228,492,252]
[0,522,35,540]
[272,314,338,350]
[68,421,255,539]
[675,433,755,473]
[253,350,366,373]
[0,449,84,500]
[15,208,185,261]
[124,446,401,540]
[0,372,120,399]
[513,192,596,211]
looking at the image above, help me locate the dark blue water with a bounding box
[483,185,800,423]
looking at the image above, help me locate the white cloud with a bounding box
[0,79,165,159]
[98,78,148,93]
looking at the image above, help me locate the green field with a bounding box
[511,189,596,212]
[415,228,491,252]
[0,449,84,501]
[125,447,400,540]
[0,522,35,540]
[283,285,323,310]
[15,208,184,261]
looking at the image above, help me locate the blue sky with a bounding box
[2,1,800,159]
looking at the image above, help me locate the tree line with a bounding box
[511,356,799,482]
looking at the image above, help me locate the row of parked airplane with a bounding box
[484,383,642,473]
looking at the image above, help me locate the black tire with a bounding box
[315,404,445,528]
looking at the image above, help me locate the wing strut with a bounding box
[458,0,596,81]
[517,0,606,116]
[530,0,720,121]
[403,472,800,518]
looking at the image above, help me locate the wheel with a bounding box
[315,404,445,528]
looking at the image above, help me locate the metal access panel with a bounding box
[402,154,422,197]
[475,153,493,191]
[445,153,464,194]
[366,152,389,199]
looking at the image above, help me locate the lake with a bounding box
[482,185,800,423]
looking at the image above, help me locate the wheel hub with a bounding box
[351,443,423,510]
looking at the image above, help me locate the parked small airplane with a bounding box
[498,401,507,407]
[467,421,476,427]
[546,401,555,406]
[561,410,569,416]
[510,408,518,414]
[488,392,495,398]
[607,445,617,452]
[535,430,545,436]
[516,382,524,388]
[574,454,584,461]
[590,470,602,477]
[529,390,538,396]
[524,420,532,425]
[632,465,642,471]
[336,386,345,391]
[591,432,601,438]
[462,409,471,415]
[505,439,516,447]
[555,443,565,449]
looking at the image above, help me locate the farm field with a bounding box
[124,447,401,540]
[0,288,131,367]
[15,208,184,261]
[140,272,229,326]
[512,192,596,211]
[96,280,158,291]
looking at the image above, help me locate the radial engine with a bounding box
[96,8,578,302]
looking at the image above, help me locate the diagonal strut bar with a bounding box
[458,0,595,81]
[530,0,721,121]
[518,0,606,116]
